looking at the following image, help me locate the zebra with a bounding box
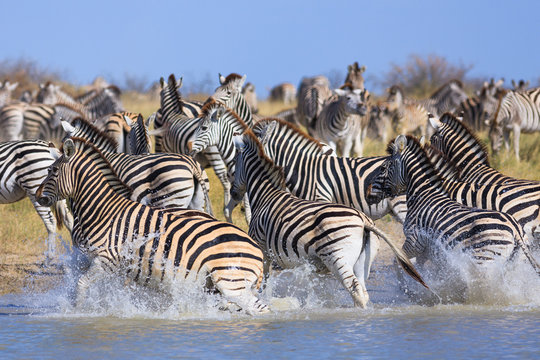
[153,74,203,152]
[385,85,430,137]
[344,62,366,90]
[0,81,18,108]
[19,90,33,103]
[61,118,212,214]
[310,86,369,157]
[97,111,141,153]
[0,139,72,259]
[512,79,530,92]
[429,113,540,243]
[211,73,254,127]
[241,82,258,115]
[366,135,540,294]
[272,107,297,125]
[124,114,151,155]
[296,75,332,130]
[251,118,408,222]
[367,102,392,144]
[189,100,253,221]
[488,87,540,161]
[269,83,296,104]
[454,85,499,132]
[229,130,426,308]
[36,137,268,314]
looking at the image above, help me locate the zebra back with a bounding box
[36,138,267,313]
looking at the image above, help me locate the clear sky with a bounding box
[2,0,538,96]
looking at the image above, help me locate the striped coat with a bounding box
[36,138,268,314]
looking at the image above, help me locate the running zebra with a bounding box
[429,113,540,243]
[229,130,426,308]
[62,118,212,213]
[36,137,268,314]
[311,86,369,157]
[489,87,540,161]
[0,139,72,258]
[344,62,366,90]
[366,135,540,290]
[296,75,332,129]
[211,73,254,127]
[252,118,407,222]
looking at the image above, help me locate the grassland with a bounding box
[0,92,539,294]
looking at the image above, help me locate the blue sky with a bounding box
[2,1,538,96]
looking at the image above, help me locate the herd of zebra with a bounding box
[0,61,539,314]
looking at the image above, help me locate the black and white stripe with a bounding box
[296,75,332,129]
[211,73,254,127]
[63,118,213,214]
[489,87,540,161]
[366,135,540,284]
[230,130,426,308]
[36,137,268,314]
[0,139,72,258]
[252,118,407,222]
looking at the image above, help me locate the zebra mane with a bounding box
[70,117,120,153]
[429,79,464,98]
[201,98,249,129]
[400,135,448,193]
[253,117,327,152]
[53,100,88,117]
[106,85,122,97]
[339,82,354,90]
[439,112,490,167]
[165,74,184,112]
[65,137,133,198]
[243,130,287,190]
[222,73,243,85]
[424,144,462,182]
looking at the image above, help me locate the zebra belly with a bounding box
[0,184,27,203]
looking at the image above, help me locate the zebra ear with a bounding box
[428,114,441,130]
[334,89,347,96]
[239,75,247,89]
[123,115,134,127]
[160,77,165,88]
[219,73,226,85]
[7,82,18,91]
[49,144,62,161]
[360,65,366,73]
[233,134,245,152]
[61,120,76,135]
[214,107,225,120]
[177,77,183,89]
[419,136,426,147]
[63,139,75,159]
[395,135,407,153]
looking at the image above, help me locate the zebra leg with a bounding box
[321,246,369,308]
[355,230,380,283]
[243,194,252,225]
[30,200,58,262]
[210,270,269,315]
[74,259,104,308]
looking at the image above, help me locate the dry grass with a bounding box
[1,94,538,294]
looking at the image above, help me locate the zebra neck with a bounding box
[244,152,286,210]
[403,150,448,202]
[228,94,252,126]
[161,91,182,118]
[69,162,132,230]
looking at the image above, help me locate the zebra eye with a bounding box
[201,125,208,131]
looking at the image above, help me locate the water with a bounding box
[1,254,539,359]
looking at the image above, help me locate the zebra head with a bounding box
[366,135,408,204]
[212,73,246,106]
[335,88,369,116]
[36,140,77,207]
[386,85,404,112]
[0,81,18,107]
[345,62,366,90]
[36,82,62,105]
[230,134,248,202]
[488,92,510,154]
[190,102,226,156]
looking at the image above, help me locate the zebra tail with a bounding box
[194,165,213,216]
[364,223,429,289]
